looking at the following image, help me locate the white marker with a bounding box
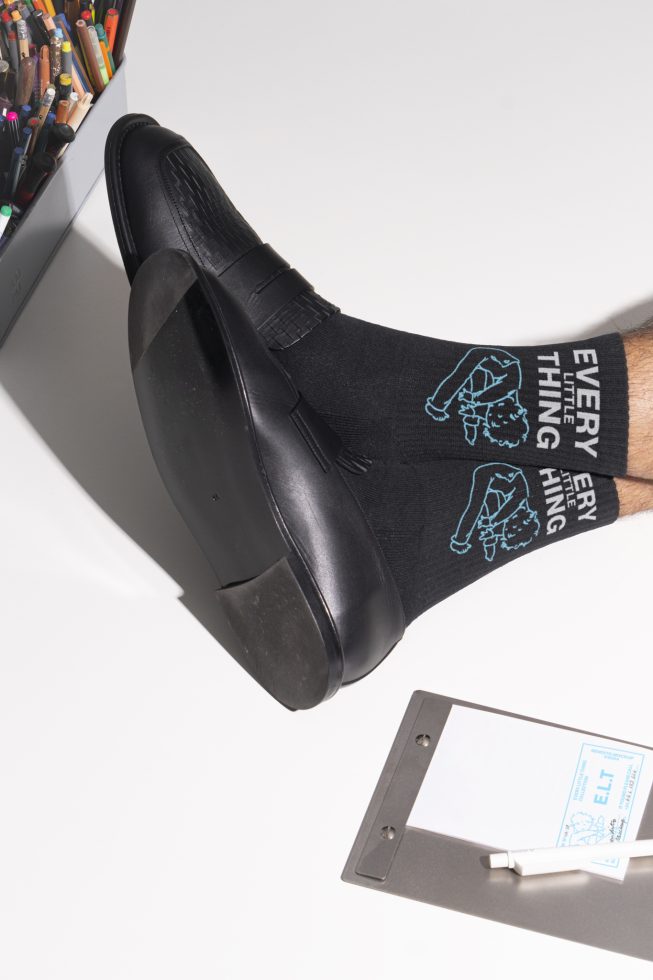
[488,839,653,877]
[0,204,12,239]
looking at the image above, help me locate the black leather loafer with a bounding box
[106,113,337,351]
[129,249,404,709]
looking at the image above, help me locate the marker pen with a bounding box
[0,203,12,238]
[7,145,26,199]
[15,150,55,206]
[46,121,75,158]
[6,111,20,147]
[0,58,12,112]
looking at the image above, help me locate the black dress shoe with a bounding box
[106,114,337,351]
[129,249,404,709]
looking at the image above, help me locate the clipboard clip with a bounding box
[354,703,442,881]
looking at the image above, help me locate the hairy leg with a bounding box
[624,326,653,480]
[615,475,653,515]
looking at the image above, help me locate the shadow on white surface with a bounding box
[578,294,653,338]
[0,227,261,687]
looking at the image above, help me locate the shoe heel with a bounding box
[215,557,337,710]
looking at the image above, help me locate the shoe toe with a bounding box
[106,114,261,282]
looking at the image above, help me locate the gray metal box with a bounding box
[0,62,128,347]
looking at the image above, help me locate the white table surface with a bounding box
[1,3,652,977]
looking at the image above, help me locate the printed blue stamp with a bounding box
[557,743,645,871]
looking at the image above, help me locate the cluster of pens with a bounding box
[0,0,134,245]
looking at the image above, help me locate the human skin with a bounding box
[616,475,653,516]
[624,327,653,481]
[611,327,653,517]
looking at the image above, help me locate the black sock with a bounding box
[275,314,629,478]
[274,311,623,624]
[341,457,618,625]
[179,219,627,621]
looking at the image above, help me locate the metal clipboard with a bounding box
[342,691,653,961]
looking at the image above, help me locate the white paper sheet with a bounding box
[408,706,653,880]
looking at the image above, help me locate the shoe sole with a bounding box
[129,250,404,708]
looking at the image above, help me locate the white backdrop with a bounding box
[1,2,652,977]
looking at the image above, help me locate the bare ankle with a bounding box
[624,326,653,479]
[616,475,653,516]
